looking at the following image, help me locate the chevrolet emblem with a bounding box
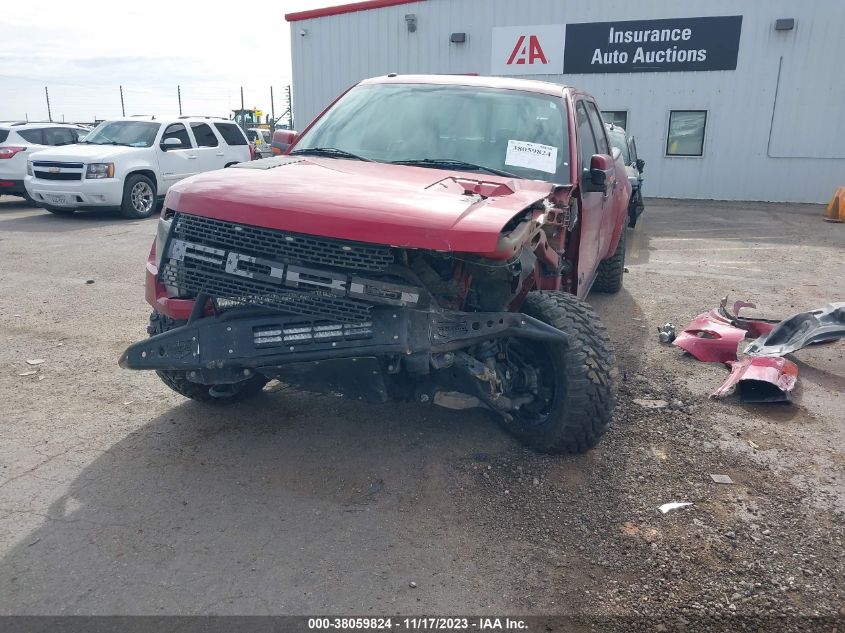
[48,167,60,173]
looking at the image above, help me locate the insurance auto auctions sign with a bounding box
[563,16,743,74]
[491,24,566,75]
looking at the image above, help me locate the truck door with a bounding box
[190,122,226,171]
[574,100,605,296]
[157,123,199,191]
[585,100,626,258]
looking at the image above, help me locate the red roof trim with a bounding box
[286,0,425,22]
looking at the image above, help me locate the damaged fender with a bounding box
[674,297,783,363]
[711,357,799,403]
[673,310,748,363]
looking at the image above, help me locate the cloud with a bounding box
[0,0,358,121]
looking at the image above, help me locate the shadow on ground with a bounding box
[0,207,154,233]
[1,384,596,614]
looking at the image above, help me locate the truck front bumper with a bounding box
[119,307,566,373]
[25,176,124,207]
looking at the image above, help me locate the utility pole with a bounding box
[239,86,245,132]
[270,86,275,128]
[177,85,182,116]
[45,86,52,122]
[120,85,126,117]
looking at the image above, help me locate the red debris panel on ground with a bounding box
[711,357,799,403]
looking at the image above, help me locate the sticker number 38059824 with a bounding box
[505,140,558,174]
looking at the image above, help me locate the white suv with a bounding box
[0,122,88,203]
[24,116,251,219]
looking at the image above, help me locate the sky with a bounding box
[0,0,358,123]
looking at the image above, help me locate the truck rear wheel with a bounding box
[593,228,626,293]
[499,291,615,454]
[147,312,269,403]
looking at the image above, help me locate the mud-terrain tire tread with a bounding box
[505,291,615,454]
[593,228,626,293]
[147,312,268,403]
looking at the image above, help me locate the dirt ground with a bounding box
[0,196,843,629]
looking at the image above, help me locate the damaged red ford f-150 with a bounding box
[120,75,631,453]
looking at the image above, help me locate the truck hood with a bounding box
[28,143,142,163]
[165,157,563,253]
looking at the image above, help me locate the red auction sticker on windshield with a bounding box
[505,140,558,174]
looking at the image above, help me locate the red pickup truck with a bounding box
[121,74,630,453]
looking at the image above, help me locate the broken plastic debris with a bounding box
[711,357,798,403]
[745,302,845,357]
[674,297,782,364]
[659,502,693,514]
[26,359,45,366]
[710,474,734,485]
[18,371,38,377]
[673,311,747,363]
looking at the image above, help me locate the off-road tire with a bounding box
[147,312,268,403]
[44,205,76,216]
[120,174,157,219]
[503,291,615,454]
[593,228,626,293]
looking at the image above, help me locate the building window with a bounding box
[666,110,707,157]
[601,110,628,130]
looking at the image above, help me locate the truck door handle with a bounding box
[187,155,197,160]
[215,152,225,157]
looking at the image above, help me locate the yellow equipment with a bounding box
[825,186,845,223]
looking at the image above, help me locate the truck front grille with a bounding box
[34,171,81,181]
[160,263,374,323]
[170,213,394,273]
[160,213,416,324]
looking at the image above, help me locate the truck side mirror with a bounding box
[583,154,614,192]
[160,137,181,151]
[636,158,645,172]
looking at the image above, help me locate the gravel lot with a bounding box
[0,196,843,629]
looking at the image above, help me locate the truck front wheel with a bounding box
[499,291,615,454]
[120,174,158,219]
[147,312,269,403]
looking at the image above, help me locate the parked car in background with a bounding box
[120,74,630,455]
[271,129,298,155]
[247,128,272,158]
[0,122,88,203]
[605,122,645,228]
[25,117,250,219]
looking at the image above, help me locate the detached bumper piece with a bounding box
[711,357,799,403]
[119,307,566,373]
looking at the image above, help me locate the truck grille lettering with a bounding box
[161,215,421,322]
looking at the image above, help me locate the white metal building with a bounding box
[287,0,845,203]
